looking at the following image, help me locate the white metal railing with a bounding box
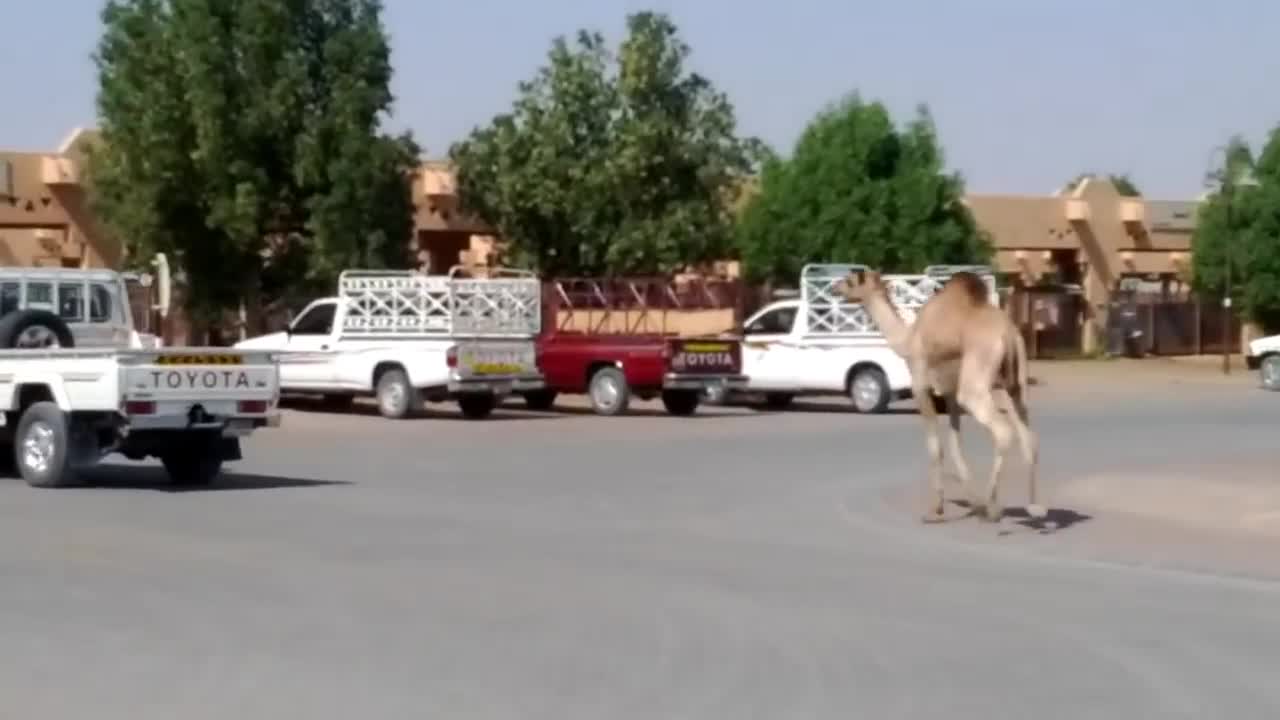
[337,266,541,338]
[799,263,997,336]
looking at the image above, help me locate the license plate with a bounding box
[155,354,243,366]
[458,347,533,376]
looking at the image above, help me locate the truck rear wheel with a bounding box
[588,366,630,416]
[458,393,497,420]
[375,367,419,419]
[661,389,700,416]
[0,310,75,349]
[14,401,77,488]
[523,389,558,411]
[161,435,224,486]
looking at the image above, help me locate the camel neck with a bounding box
[861,293,912,354]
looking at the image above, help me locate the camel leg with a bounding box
[914,376,947,523]
[958,384,1013,523]
[996,388,1044,519]
[943,394,975,504]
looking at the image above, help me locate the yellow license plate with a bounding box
[471,362,523,375]
[681,342,731,353]
[155,354,244,366]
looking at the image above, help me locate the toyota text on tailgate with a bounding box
[122,351,281,430]
[663,338,748,392]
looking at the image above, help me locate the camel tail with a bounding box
[1005,325,1029,401]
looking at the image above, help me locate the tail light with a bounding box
[124,400,156,415]
[662,341,674,360]
[238,400,268,414]
[446,346,458,368]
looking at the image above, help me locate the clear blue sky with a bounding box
[5,0,1279,198]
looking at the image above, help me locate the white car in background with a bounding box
[1245,333,1280,390]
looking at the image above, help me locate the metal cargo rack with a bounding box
[337,266,541,338]
[799,263,998,336]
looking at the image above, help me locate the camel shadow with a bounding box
[948,498,1093,534]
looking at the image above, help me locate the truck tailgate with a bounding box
[451,340,539,379]
[666,338,741,375]
[121,350,279,414]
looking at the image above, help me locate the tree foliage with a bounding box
[733,94,991,285]
[1064,172,1141,197]
[449,11,765,277]
[86,0,419,322]
[1192,130,1280,330]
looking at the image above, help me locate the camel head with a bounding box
[835,269,886,304]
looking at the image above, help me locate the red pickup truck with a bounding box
[519,277,748,416]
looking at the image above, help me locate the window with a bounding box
[26,282,53,312]
[744,306,797,335]
[290,302,336,336]
[89,283,114,323]
[0,283,18,315]
[58,282,86,322]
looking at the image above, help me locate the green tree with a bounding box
[1064,172,1142,197]
[733,93,991,285]
[1191,131,1280,331]
[449,11,764,276]
[86,0,418,327]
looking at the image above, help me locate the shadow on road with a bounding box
[949,499,1093,533]
[279,397,558,422]
[526,404,756,419]
[30,465,353,494]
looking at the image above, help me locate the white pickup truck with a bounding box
[235,266,545,419]
[732,263,998,413]
[1245,333,1280,390]
[0,263,281,488]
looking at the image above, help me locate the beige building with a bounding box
[965,176,1200,352]
[0,128,121,269]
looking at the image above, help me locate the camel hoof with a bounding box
[983,503,1004,522]
[1026,503,1048,520]
[920,511,947,524]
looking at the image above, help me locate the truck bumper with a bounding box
[449,372,546,395]
[662,373,750,392]
[1245,354,1262,370]
[124,411,281,435]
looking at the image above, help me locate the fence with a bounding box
[1005,287,1086,359]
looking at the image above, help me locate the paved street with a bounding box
[0,360,1277,719]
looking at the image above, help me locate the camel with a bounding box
[835,269,1045,523]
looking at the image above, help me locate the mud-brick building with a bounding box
[0,128,121,270]
[964,177,1211,355]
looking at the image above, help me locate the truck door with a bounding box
[741,304,800,391]
[281,300,339,388]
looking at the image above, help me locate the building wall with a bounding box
[0,129,121,270]
[963,177,1199,352]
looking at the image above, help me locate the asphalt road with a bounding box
[0,365,1277,719]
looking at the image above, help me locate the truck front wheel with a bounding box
[848,366,891,414]
[14,401,76,488]
[661,389,700,416]
[458,393,497,420]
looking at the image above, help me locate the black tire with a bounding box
[0,310,74,349]
[458,393,497,420]
[375,367,418,419]
[588,366,631,416]
[848,366,891,414]
[661,389,700,416]
[523,389,558,411]
[14,401,77,488]
[160,435,224,486]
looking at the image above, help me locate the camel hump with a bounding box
[944,271,990,306]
